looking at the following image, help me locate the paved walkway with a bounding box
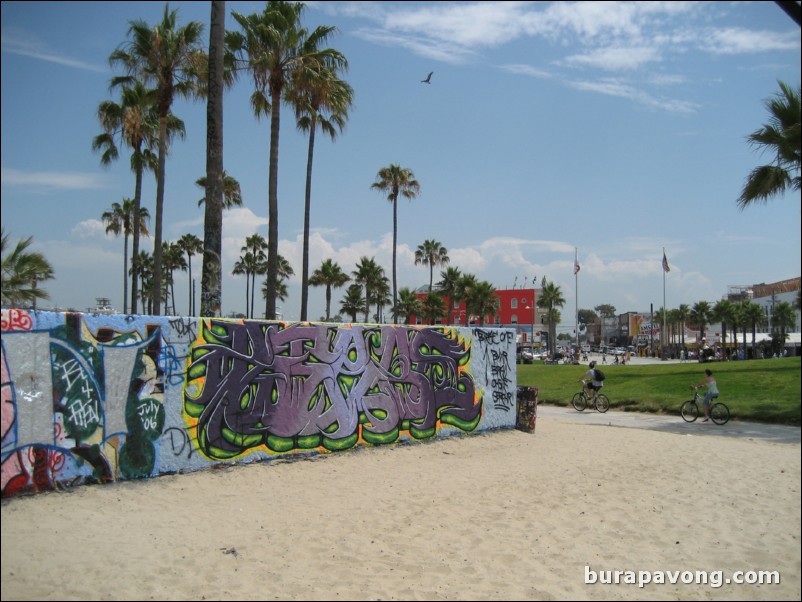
[535,404,801,445]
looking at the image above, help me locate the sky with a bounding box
[2,1,800,331]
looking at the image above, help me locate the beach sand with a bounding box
[2,414,800,601]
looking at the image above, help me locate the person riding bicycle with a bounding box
[580,361,603,400]
[693,368,719,422]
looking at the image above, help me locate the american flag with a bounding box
[574,260,580,275]
[662,252,670,273]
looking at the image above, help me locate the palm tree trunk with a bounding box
[123,233,129,314]
[265,88,281,320]
[201,0,225,318]
[131,163,144,314]
[152,114,168,315]
[187,256,193,316]
[325,285,332,322]
[300,120,317,322]
[392,197,398,323]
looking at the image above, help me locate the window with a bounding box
[511,314,519,324]
[511,298,518,309]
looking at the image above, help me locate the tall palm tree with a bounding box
[738,81,801,208]
[339,283,365,323]
[110,5,206,315]
[177,233,203,315]
[93,79,159,314]
[371,164,420,323]
[711,299,737,359]
[675,303,691,349]
[1,228,55,308]
[309,258,350,321]
[414,239,449,293]
[228,1,345,320]
[771,301,796,343]
[690,301,712,342]
[241,233,268,318]
[196,170,243,209]
[131,250,154,315]
[232,253,255,318]
[290,64,353,321]
[161,241,187,316]
[537,278,565,355]
[102,199,150,314]
[352,256,385,323]
[262,254,295,319]
[201,0,226,318]
[396,287,423,324]
[436,266,463,324]
[742,301,767,356]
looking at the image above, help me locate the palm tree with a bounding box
[676,303,691,349]
[232,253,256,318]
[262,254,295,319]
[228,1,345,320]
[436,266,463,324]
[110,5,206,315]
[290,63,353,321]
[738,81,801,208]
[200,0,226,318]
[241,233,268,318]
[309,258,349,321]
[93,79,159,314]
[414,239,449,293]
[177,233,203,315]
[421,292,447,325]
[161,241,187,316]
[771,301,796,345]
[102,199,150,314]
[537,278,565,355]
[352,256,385,323]
[131,250,154,314]
[396,287,422,324]
[1,228,55,307]
[711,299,737,359]
[465,280,500,326]
[339,284,365,323]
[690,301,712,342]
[371,164,420,323]
[743,301,767,356]
[196,170,243,209]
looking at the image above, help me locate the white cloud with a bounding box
[1,27,106,72]
[1,168,110,191]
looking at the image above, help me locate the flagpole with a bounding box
[571,251,581,357]
[662,247,667,359]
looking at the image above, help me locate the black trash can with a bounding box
[516,386,538,433]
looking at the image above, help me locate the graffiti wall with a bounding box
[1,309,516,499]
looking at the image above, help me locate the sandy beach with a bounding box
[2,413,800,601]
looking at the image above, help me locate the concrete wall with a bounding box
[1,309,516,499]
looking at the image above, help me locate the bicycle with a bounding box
[571,381,610,413]
[680,386,730,425]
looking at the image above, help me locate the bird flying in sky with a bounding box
[421,71,433,84]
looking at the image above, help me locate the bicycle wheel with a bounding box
[680,401,698,423]
[572,392,587,411]
[595,394,610,413]
[710,403,730,425]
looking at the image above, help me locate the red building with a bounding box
[410,287,542,344]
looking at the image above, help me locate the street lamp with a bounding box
[525,305,536,355]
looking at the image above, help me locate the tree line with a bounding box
[2,2,800,323]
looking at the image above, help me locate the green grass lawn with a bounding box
[515,356,801,426]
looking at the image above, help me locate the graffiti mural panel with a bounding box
[1,310,515,499]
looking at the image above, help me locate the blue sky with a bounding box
[2,1,800,329]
